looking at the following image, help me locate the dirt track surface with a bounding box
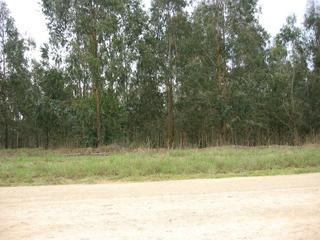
[1,174,320,240]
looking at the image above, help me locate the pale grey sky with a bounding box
[4,0,308,59]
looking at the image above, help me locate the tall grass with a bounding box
[0,146,319,186]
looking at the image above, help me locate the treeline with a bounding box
[0,0,319,149]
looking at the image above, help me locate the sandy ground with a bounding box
[0,174,320,240]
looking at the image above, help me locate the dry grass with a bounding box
[1,145,319,186]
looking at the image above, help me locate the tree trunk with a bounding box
[90,5,102,147]
[166,31,175,149]
[4,121,8,149]
[94,82,102,147]
[166,79,174,148]
[214,1,228,145]
[45,129,49,150]
[16,131,19,148]
[291,68,298,145]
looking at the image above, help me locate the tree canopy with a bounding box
[0,0,319,148]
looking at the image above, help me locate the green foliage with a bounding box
[0,1,34,148]
[0,0,320,148]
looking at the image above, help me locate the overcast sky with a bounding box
[4,0,308,59]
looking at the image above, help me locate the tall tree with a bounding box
[42,0,145,146]
[150,0,188,148]
[0,1,32,148]
[305,0,320,140]
[267,16,308,145]
[227,0,269,145]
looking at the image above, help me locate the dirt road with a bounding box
[1,173,319,240]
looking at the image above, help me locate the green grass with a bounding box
[0,146,319,186]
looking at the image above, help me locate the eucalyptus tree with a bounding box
[0,0,12,148]
[187,0,230,145]
[42,0,145,146]
[32,45,73,148]
[0,0,32,148]
[178,0,269,145]
[304,0,320,139]
[1,0,319,149]
[127,29,165,146]
[267,16,308,145]
[150,0,189,148]
[226,0,269,145]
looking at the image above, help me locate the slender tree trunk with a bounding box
[36,133,39,148]
[2,30,8,149]
[90,5,102,147]
[94,82,102,146]
[16,131,19,148]
[166,78,174,148]
[291,69,299,145]
[166,32,175,149]
[4,121,8,149]
[45,129,49,150]
[214,1,228,145]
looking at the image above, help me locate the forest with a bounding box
[0,0,319,149]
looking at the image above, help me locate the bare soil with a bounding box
[1,173,320,240]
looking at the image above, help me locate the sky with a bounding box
[4,0,308,59]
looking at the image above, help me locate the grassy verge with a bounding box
[0,145,319,186]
